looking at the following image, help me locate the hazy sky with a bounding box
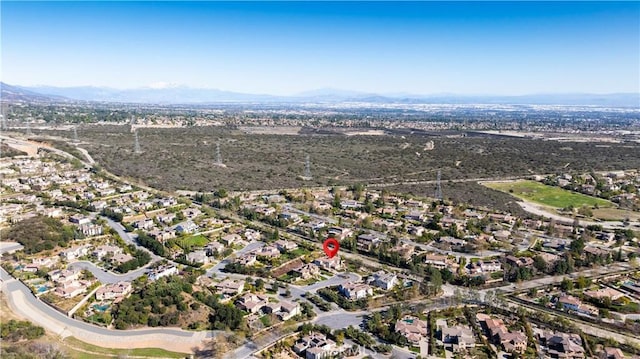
[2,1,639,95]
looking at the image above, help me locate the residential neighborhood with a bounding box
[1,144,639,359]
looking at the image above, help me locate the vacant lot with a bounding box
[484,180,613,209]
[592,208,640,222]
[38,125,640,194]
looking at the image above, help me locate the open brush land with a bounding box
[38,125,640,195]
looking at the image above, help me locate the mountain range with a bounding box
[1,82,639,107]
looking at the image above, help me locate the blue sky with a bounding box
[2,1,639,95]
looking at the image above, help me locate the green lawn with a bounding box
[485,180,612,209]
[177,234,209,249]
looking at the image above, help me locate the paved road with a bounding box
[0,267,210,353]
[68,261,152,284]
[206,241,264,279]
[283,204,337,225]
[0,241,24,254]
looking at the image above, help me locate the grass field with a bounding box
[484,180,613,209]
[177,234,209,249]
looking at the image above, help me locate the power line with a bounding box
[435,170,443,200]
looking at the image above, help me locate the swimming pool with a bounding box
[93,304,110,312]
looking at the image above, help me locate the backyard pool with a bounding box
[93,304,110,312]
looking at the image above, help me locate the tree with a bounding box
[560,278,574,291]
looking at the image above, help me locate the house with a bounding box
[54,281,87,298]
[293,332,336,359]
[274,239,298,252]
[601,347,625,359]
[215,279,245,296]
[155,197,177,207]
[32,256,59,268]
[133,219,155,230]
[357,234,381,252]
[156,213,176,224]
[206,241,225,256]
[338,282,373,300]
[181,207,202,219]
[96,282,132,301]
[148,265,178,281]
[596,232,616,243]
[149,228,176,243]
[256,245,281,258]
[473,260,502,274]
[438,236,466,250]
[90,200,108,210]
[93,245,123,260]
[265,300,301,320]
[279,212,301,223]
[49,269,81,283]
[174,220,198,234]
[222,233,243,246]
[236,253,257,266]
[500,331,528,353]
[557,295,582,311]
[69,214,92,225]
[313,256,343,271]
[477,314,527,353]
[340,200,361,209]
[537,252,561,272]
[424,254,449,269]
[59,245,91,261]
[493,230,512,241]
[584,288,625,302]
[404,210,425,222]
[244,229,262,242]
[235,293,269,313]
[395,316,427,345]
[294,263,321,280]
[390,243,416,260]
[505,255,534,268]
[369,271,398,290]
[79,223,103,237]
[584,246,610,260]
[186,249,209,264]
[536,330,585,359]
[442,326,476,352]
[254,205,276,216]
[327,227,353,241]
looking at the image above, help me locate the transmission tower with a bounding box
[304,154,312,179]
[134,130,141,154]
[214,142,226,167]
[434,170,443,200]
[0,103,7,130]
[25,122,33,136]
[73,125,79,143]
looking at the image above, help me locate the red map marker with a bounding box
[323,238,340,258]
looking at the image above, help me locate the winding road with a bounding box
[0,267,211,353]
